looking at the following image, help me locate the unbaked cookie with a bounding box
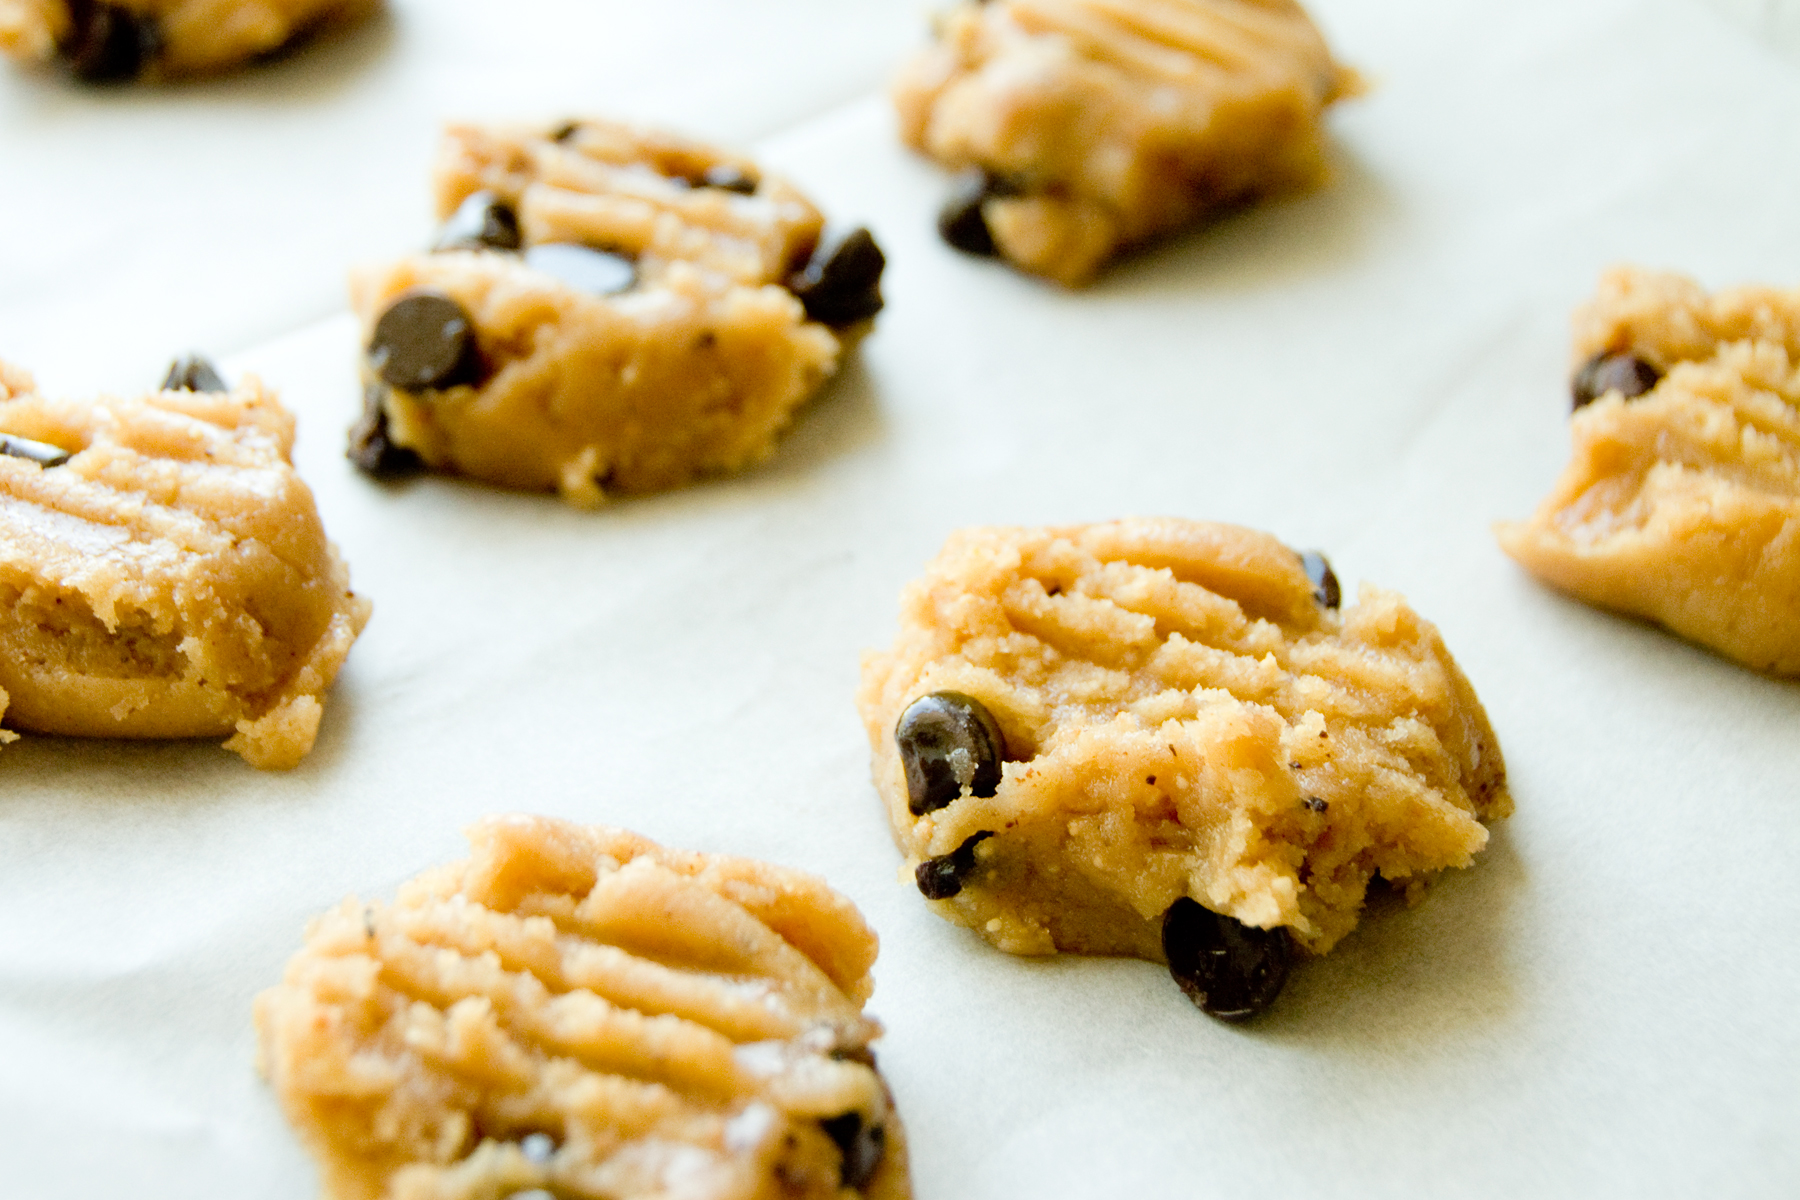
[0,357,368,769]
[0,0,375,81]
[894,0,1357,286]
[858,519,1509,1020]
[1497,267,1800,676]
[349,119,885,507]
[256,816,911,1200]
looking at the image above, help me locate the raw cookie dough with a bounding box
[256,816,911,1200]
[0,358,368,769]
[0,0,376,81]
[858,519,1509,1017]
[349,119,886,507]
[894,0,1357,285]
[1497,267,1800,676]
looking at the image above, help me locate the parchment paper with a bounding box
[1,1,1797,1197]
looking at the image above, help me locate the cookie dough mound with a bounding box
[894,0,1357,285]
[0,360,368,769]
[350,119,885,507]
[256,816,911,1200]
[858,519,1509,971]
[0,0,376,81]
[1497,267,1800,676]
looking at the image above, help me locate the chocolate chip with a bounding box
[525,244,637,297]
[895,691,1005,816]
[829,1044,878,1068]
[434,190,521,253]
[369,292,481,392]
[820,1112,886,1191]
[549,120,582,143]
[937,169,999,256]
[1300,551,1340,609]
[161,354,226,394]
[915,831,993,900]
[1161,897,1293,1023]
[699,164,759,195]
[346,382,424,478]
[0,433,72,468]
[60,0,160,82]
[1304,796,1328,813]
[789,227,886,326]
[1572,351,1661,410]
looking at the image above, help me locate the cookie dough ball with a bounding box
[858,520,1509,1019]
[0,0,377,81]
[895,0,1358,286]
[349,119,887,507]
[1497,267,1800,676]
[256,816,912,1200]
[0,358,368,769]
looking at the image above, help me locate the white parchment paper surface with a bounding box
[1,1,1797,1197]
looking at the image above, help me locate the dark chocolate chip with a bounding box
[937,169,999,256]
[820,1112,886,1191]
[549,120,582,143]
[1304,796,1328,813]
[525,244,637,297]
[829,1044,878,1068]
[895,691,1005,816]
[1161,897,1293,1023]
[699,164,759,195]
[1572,351,1661,410]
[0,433,72,468]
[433,190,522,253]
[369,292,481,392]
[789,226,886,326]
[60,0,160,82]
[915,831,993,901]
[1300,550,1340,609]
[161,354,226,394]
[346,382,424,478]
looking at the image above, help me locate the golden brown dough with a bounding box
[1497,267,1800,676]
[859,519,1509,965]
[895,0,1357,285]
[0,360,367,769]
[350,119,885,507]
[0,0,377,80]
[256,816,911,1200]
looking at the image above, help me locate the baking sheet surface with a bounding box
[2,2,1798,1197]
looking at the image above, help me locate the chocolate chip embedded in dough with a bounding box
[433,190,522,253]
[1160,897,1293,1023]
[789,227,886,326]
[549,120,582,143]
[368,292,482,392]
[346,382,424,478]
[1572,351,1661,410]
[1300,550,1340,609]
[699,164,759,195]
[895,691,1005,816]
[525,244,638,297]
[161,354,227,394]
[60,0,161,82]
[0,433,72,468]
[915,831,993,901]
[820,1111,887,1191]
[937,169,999,256]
